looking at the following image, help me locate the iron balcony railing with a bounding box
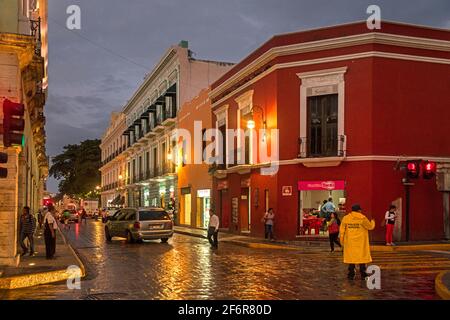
[298,135,346,158]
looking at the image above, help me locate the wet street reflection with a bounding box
[0,220,444,300]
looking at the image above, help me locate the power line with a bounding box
[48,17,150,71]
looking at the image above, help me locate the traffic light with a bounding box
[0,152,7,178]
[406,160,421,179]
[422,161,437,180]
[2,99,25,147]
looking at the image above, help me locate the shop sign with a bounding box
[217,180,228,190]
[197,189,211,198]
[181,187,191,195]
[298,180,345,191]
[282,186,292,196]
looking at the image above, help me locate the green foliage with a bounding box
[49,139,101,198]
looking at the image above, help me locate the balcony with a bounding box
[298,135,346,167]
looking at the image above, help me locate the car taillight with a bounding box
[134,221,141,229]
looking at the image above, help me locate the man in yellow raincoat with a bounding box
[340,204,375,280]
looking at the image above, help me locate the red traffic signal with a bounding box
[406,160,421,179]
[422,161,437,179]
[0,152,7,178]
[2,99,25,147]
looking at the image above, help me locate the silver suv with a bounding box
[105,208,173,243]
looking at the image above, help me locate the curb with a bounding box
[371,244,450,252]
[223,239,300,251]
[435,271,450,300]
[174,229,207,239]
[0,226,86,290]
[58,225,86,278]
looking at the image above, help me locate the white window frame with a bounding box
[297,67,347,158]
[213,104,229,168]
[235,90,254,165]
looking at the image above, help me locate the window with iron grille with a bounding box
[307,94,338,157]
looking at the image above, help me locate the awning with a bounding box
[110,195,121,205]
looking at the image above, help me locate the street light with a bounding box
[95,185,100,191]
[118,174,123,180]
[246,105,267,142]
[167,150,173,161]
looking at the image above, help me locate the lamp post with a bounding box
[246,105,267,142]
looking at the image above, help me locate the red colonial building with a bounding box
[210,21,450,242]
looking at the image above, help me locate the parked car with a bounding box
[104,207,173,243]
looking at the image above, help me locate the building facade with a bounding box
[210,21,450,242]
[0,0,48,265]
[100,112,127,208]
[112,42,233,217]
[177,88,215,228]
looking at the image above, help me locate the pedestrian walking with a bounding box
[207,209,219,249]
[63,209,71,230]
[19,206,36,256]
[262,208,275,241]
[327,212,341,252]
[339,204,375,280]
[384,205,397,246]
[82,208,88,223]
[43,205,58,259]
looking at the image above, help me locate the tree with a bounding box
[49,139,101,198]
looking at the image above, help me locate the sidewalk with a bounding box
[0,224,85,290]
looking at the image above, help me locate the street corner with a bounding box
[435,271,450,300]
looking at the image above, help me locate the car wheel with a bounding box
[161,238,169,243]
[127,231,135,244]
[105,227,112,242]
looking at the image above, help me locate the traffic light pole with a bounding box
[405,184,410,242]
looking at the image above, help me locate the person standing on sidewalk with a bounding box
[327,212,341,252]
[44,205,57,259]
[339,204,375,280]
[207,209,219,249]
[385,205,397,246]
[19,206,36,256]
[263,208,275,241]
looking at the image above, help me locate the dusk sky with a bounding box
[45,0,450,192]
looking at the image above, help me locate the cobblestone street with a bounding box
[1,220,449,300]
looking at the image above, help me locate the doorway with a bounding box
[240,187,251,232]
[183,193,191,226]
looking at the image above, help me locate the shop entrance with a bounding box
[298,180,346,236]
[181,193,191,226]
[197,189,211,228]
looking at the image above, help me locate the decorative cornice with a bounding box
[211,50,450,108]
[210,32,450,102]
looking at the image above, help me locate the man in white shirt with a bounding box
[207,209,219,249]
[43,206,58,259]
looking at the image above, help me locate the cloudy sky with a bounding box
[45,0,450,192]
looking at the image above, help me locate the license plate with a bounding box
[149,224,163,230]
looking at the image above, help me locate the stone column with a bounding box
[0,148,20,266]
